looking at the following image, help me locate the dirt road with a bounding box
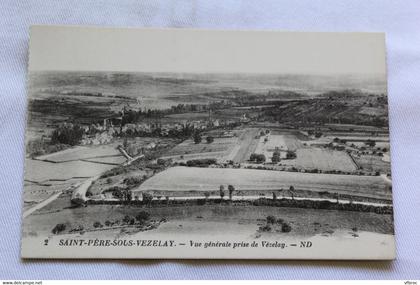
[232,128,260,163]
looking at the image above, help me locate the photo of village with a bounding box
[21,70,394,257]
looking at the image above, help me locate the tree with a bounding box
[219,185,225,200]
[142,192,153,205]
[271,151,280,163]
[193,131,202,144]
[250,153,258,162]
[125,190,132,202]
[256,154,266,163]
[289,186,295,200]
[272,192,277,201]
[228,185,235,200]
[206,136,214,144]
[204,191,210,202]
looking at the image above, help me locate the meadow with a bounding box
[163,136,238,161]
[22,203,394,238]
[137,166,391,200]
[283,148,358,172]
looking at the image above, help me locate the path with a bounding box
[71,176,99,204]
[232,128,260,163]
[23,191,62,218]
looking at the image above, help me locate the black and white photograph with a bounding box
[21,26,394,259]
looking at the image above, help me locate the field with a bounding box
[138,205,394,237]
[282,148,358,172]
[35,144,122,162]
[353,154,392,174]
[24,143,131,213]
[160,129,261,163]
[255,134,303,159]
[25,159,116,183]
[23,179,85,210]
[163,136,238,161]
[22,203,394,238]
[137,166,391,200]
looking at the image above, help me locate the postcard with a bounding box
[21,26,394,259]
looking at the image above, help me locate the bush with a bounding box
[365,139,376,147]
[123,176,143,186]
[206,136,214,144]
[52,223,66,234]
[286,151,296,159]
[100,167,127,178]
[136,211,151,222]
[122,215,132,224]
[157,158,172,166]
[104,220,112,227]
[266,215,276,224]
[197,199,206,205]
[186,158,217,167]
[259,225,272,232]
[314,132,322,138]
[281,223,292,233]
[318,200,331,209]
[93,221,102,228]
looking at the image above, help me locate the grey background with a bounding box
[1,0,419,279]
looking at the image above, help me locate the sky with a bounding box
[28,25,386,76]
